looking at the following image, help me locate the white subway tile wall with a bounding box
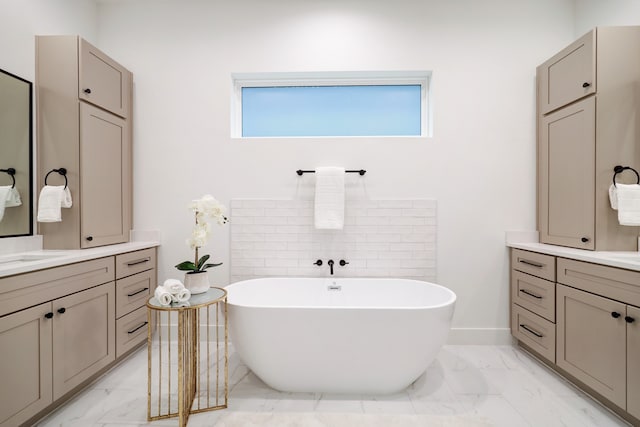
[230,199,437,283]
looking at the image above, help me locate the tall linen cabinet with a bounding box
[36,36,132,249]
[537,27,640,250]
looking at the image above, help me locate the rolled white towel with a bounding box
[172,288,191,303]
[163,278,185,295]
[154,286,172,306]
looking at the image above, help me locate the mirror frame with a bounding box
[0,67,33,238]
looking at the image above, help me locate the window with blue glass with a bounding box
[241,84,422,137]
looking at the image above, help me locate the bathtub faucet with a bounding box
[328,259,334,275]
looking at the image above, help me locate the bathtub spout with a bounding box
[328,259,334,275]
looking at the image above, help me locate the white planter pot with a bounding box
[184,271,210,294]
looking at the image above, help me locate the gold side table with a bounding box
[147,287,228,427]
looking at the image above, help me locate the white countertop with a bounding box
[0,241,160,278]
[507,241,640,272]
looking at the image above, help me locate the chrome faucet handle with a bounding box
[339,260,349,266]
[313,260,323,266]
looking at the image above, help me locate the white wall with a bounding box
[574,0,640,36]
[95,0,576,342]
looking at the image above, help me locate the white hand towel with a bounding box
[37,185,73,223]
[171,288,191,303]
[609,184,618,210]
[616,183,640,226]
[4,187,21,207]
[314,167,345,230]
[154,286,173,306]
[163,279,185,295]
[0,187,10,222]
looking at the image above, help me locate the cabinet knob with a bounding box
[626,316,636,323]
[86,236,93,241]
[83,88,92,94]
[44,312,54,319]
[582,82,591,88]
[581,237,590,243]
[611,311,621,319]
[57,307,66,314]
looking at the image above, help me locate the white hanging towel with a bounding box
[314,167,345,230]
[0,187,10,222]
[615,183,640,226]
[37,185,73,223]
[609,184,618,210]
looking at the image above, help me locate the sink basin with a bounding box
[0,252,67,266]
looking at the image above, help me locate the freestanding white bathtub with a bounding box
[225,277,456,394]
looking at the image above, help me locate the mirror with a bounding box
[0,68,32,237]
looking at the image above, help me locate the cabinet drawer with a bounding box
[0,257,115,317]
[511,270,555,322]
[557,257,640,307]
[116,306,148,358]
[116,269,155,318]
[511,249,556,282]
[512,304,556,363]
[116,248,156,279]
[538,30,595,114]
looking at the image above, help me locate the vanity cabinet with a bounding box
[510,248,640,425]
[537,26,640,251]
[36,35,132,250]
[0,247,156,427]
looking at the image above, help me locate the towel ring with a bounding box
[612,165,640,188]
[0,168,16,188]
[44,168,68,189]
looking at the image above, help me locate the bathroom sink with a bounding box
[604,253,640,262]
[0,252,66,266]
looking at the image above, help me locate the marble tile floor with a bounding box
[36,344,631,427]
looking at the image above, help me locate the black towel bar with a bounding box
[612,165,640,187]
[0,168,16,188]
[44,168,68,189]
[296,169,366,176]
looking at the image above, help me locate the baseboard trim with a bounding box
[446,328,513,345]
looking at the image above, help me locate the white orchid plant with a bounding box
[175,194,228,273]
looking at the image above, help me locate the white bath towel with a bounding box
[0,187,10,222]
[37,185,73,222]
[154,286,173,306]
[163,278,186,295]
[616,183,640,226]
[171,288,191,303]
[609,184,618,210]
[314,167,345,229]
[4,187,21,208]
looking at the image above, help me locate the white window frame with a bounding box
[231,71,432,138]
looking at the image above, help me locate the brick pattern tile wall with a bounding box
[230,199,437,283]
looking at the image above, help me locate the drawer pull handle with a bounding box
[520,324,544,338]
[127,321,148,334]
[626,316,635,323]
[519,289,543,299]
[57,307,66,314]
[127,287,149,297]
[611,312,621,319]
[582,82,591,88]
[126,258,150,267]
[519,259,544,268]
[44,312,54,319]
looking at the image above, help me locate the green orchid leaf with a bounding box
[197,254,211,270]
[175,261,196,271]
[201,262,223,270]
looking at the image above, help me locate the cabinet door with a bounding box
[628,305,640,419]
[80,103,131,248]
[52,282,115,400]
[0,303,52,427]
[539,96,595,249]
[556,284,626,408]
[538,30,595,114]
[78,38,130,118]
